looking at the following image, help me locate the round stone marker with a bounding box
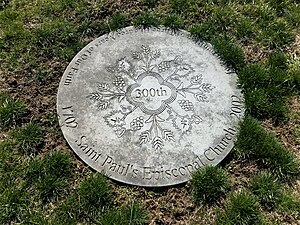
[57,26,244,187]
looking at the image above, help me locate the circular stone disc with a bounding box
[57,26,244,187]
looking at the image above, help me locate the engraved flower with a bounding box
[104,110,125,128]
[172,115,192,134]
[190,74,203,85]
[117,57,132,73]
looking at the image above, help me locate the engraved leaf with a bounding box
[88,92,103,101]
[177,91,186,98]
[175,63,194,78]
[106,66,116,73]
[174,55,183,64]
[172,116,180,130]
[139,131,151,144]
[120,105,133,113]
[132,52,141,60]
[201,83,215,93]
[97,83,109,91]
[118,95,125,103]
[145,115,154,123]
[115,127,126,137]
[156,115,165,122]
[194,92,208,102]
[152,136,163,150]
[166,109,175,121]
[162,130,175,142]
[191,114,203,124]
[141,45,151,54]
[169,76,181,83]
[97,101,109,110]
[198,62,208,72]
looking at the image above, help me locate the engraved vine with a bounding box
[88,45,215,150]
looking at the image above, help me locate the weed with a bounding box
[191,166,230,204]
[249,172,282,210]
[78,173,112,218]
[235,117,299,181]
[162,14,183,30]
[212,35,245,71]
[11,122,43,155]
[134,11,160,28]
[0,93,26,128]
[215,191,263,225]
[99,201,148,225]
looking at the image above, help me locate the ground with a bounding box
[0,0,300,224]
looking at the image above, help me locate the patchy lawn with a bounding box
[0,0,299,224]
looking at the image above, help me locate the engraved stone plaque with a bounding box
[57,26,244,187]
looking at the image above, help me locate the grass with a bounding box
[134,11,160,28]
[249,172,300,214]
[99,201,148,225]
[191,166,231,204]
[0,0,299,224]
[51,173,145,224]
[161,14,183,30]
[78,173,112,217]
[278,190,300,215]
[212,35,246,71]
[25,152,73,202]
[238,51,298,122]
[215,191,263,225]
[10,122,43,155]
[249,172,282,210]
[235,117,299,181]
[0,187,30,224]
[0,93,26,128]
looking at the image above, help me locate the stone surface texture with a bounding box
[57,26,244,187]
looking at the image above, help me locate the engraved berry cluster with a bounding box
[130,117,144,130]
[178,100,194,111]
[113,76,126,87]
[158,61,170,72]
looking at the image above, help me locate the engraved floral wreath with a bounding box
[88,45,215,150]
